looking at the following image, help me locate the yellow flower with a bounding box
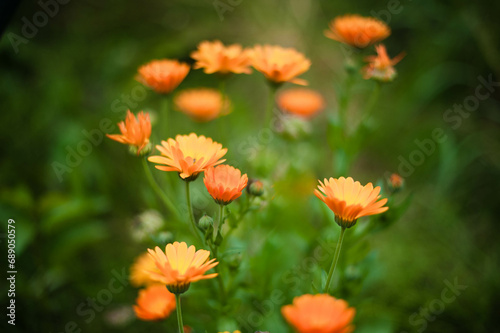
[174,88,231,122]
[324,14,390,48]
[106,110,151,155]
[130,252,160,287]
[133,284,176,321]
[362,44,405,82]
[148,133,227,181]
[248,45,311,85]
[191,40,251,74]
[137,59,190,94]
[282,294,355,333]
[314,176,388,228]
[147,241,218,294]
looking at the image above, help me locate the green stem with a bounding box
[175,294,184,333]
[208,242,227,305]
[142,158,180,220]
[324,227,346,294]
[265,84,278,125]
[361,81,381,123]
[185,181,203,244]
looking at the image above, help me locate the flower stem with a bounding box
[175,294,184,333]
[324,227,346,294]
[265,84,277,126]
[361,81,381,123]
[185,181,203,244]
[142,158,180,220]
[213,204,224,241]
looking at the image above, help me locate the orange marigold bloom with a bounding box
[130,252,160,287]
[315,177,388,228]
[133,284,176,321]
[277,88,325,118]
[325,15,390,48]
[362,44,405,82]
[248,45,311,85]
[282,294,355,333]
[148,133,227,181]
[137,59,190,94]
[106,110,151,155]
[191,40,252,75]
[174,88,231,122]
[204,165,248,205]
[147,241,218,294]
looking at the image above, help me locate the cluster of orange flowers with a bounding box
[104,12,405,333]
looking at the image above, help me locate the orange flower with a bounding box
[282,294,355,333]
[315,177,388,228]
[148,133,227,181]
[130,252,161,287]
[248,45,311,86]
[191,40,252,75]
[388,173,404,190]
[204,165,248,205]
[133,284,176,321]
[362,44,405,82]
[147,241,218,294]
[174,88,231,122]
[137,59,190,94]
[106,110,151,155]
[324,15,390,48]
[277,88,325,118]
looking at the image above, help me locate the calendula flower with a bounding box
[277,88,325,118]
[282,294,355,333]
[248,45,311,86]
[174,88,231,122]
[204,165,248,205]
[137,59,190,94]
[362,44,405,82]
[106,110,152,155]
[388,173,404,191]
[147,241,218,294]
[191,40,252,75]
[325,15,390,48]
[315,177,388,228]
[130,252,161,287]
[133,284,176,321]
[148,133,227,181]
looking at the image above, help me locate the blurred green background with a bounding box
[1,0,500,332]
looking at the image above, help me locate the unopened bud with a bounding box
[198,214,213,230]
[247,179,264,196]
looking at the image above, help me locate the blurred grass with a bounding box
[1,0,500,332]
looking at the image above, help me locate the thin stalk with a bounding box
[265,84,277,126]
[324,227,346,294]
[361,81,381,123]
[175,294,184,333]
[142,158,180,220]
[185,181,203,244]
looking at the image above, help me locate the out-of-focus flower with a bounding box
[282,294,355,333]
[174,88,231,122]
[106,110,151,155]
[315,176,388,228]
[362,44,405,82]
[388,173,404,191]
[130,252,161,287]
[137,59,190,94]
[147,241,218,294]
[104,306,134,327]
[148,133,227,181]
[133,284,176,321]
[277,88,325,118]
[191,40,252,75]
[204,165,248,205]
[130,209,163,242]
[248,45,311,86]
[324,15,390,48]
[247,179,264,197]
[219,331,242,333]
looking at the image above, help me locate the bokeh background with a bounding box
[1,0,500,332]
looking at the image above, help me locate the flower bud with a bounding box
[198,214,214,230]
[247,179,264,196]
